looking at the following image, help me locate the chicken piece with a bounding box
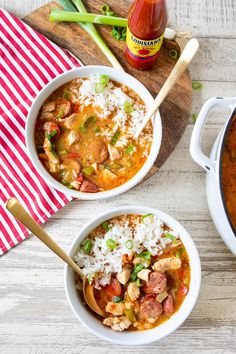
[133,257,142,265]
[127,282,140,301]
[68,130,80,146]
[43,121,60,140]
[105,302,125,316]
[64,113,79,129]
[56,100,71,117]
[70,178,83,190]
[43,138,60,173]
[61,160,81,183]
[103,316,131,332]
[117,268,131,285]
[102,168,117,182]
[42,102,56,112]
[40,112,54,121]
[137,269,151,282]
[153,257,182,273]
[108,144,121,161]
[87,140,108,163]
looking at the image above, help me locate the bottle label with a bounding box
[126,27,164,60]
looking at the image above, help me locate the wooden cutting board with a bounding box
[24,1,192,181]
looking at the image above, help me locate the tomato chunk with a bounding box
[104,278,122,297]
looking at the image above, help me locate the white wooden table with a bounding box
[1,1,236,353]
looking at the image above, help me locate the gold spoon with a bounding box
[6,197,105,317]
[134,38,199,140]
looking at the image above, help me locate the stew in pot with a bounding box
[222,114,236,230]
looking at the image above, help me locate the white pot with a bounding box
[26,66,162,200]
[64,206,201,345]
[190,97,236,256]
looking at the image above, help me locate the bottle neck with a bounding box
[128,0,168,39]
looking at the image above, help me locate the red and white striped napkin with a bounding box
[0,9,83,255]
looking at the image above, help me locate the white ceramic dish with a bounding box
[190,97,236,256]
[64,205,201,345]
[26,66,162,200]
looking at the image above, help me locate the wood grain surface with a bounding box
[1,1,236,354]
[23,0,192,179]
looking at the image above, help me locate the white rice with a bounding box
[74,215,179,288]
[70,74,152,155]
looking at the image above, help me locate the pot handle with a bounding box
[190,97,236,173]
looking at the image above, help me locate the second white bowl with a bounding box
[64,205,201,345]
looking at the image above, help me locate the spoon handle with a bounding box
[134,39,199,140]
[6,198,84,279]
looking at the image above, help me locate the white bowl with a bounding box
[64,206,201,345]
[26,66,162,200]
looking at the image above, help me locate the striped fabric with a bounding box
[0,9,82,255]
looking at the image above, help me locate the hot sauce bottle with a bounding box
[125,0,168,70]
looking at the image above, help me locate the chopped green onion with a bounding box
[109,163,123,170]
[101,221,111,231]
[100,3,114,16]
[125,240,134,250]
[47,130,57,140]
[130,271,137,281]
[176,247,184,258]
[94,126,101,133]
[141,214,153,223]
[124,308,136,322]
[134,263,144,273]
[100,74,109,85]
[58,149,68,156]
[192,114,198,122]
[87,273,94,284]
[111,26,126,41]
[106,238,117,250]
[68,185,74,189]
[139,251,151,260]
[63,90,71,100]
[124,101,134,114]
[125,145,134,154]
[111,131,120,145]
[192,81,202,90]
[135,278,143,287]
[80,115,97,132]
[82,239,93,254]
[165,233,177,244]
[56,109,64,119]
[95,82,105,93]
[168,49,178,59]
[112,296,123,303]
[82,166,94,176]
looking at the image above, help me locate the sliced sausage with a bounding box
[87,140,108,163]
[140,294,163,319]
[80,179,99,193]
[43,122,60,139]
[143,271,167,294]
[163,294,174,315]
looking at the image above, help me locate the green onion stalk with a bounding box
[56,0,123,70]
[50,8,127,27]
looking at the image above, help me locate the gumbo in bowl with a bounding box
[74,214,190,332]
[34,74,152,193]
